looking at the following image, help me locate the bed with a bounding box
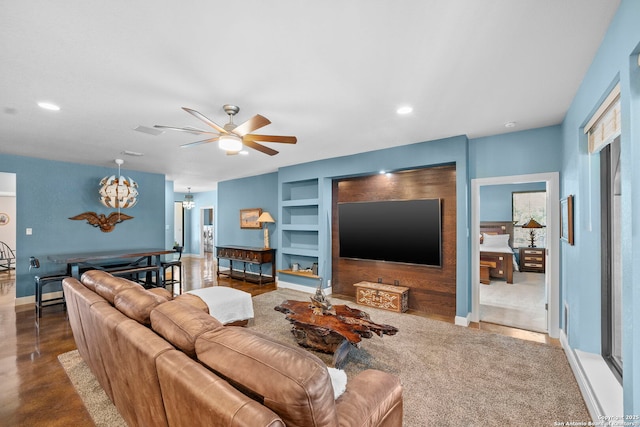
[479,222,518,284]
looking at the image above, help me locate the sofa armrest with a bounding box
[335,369,403,427]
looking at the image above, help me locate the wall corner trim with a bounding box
[454,314,470,327]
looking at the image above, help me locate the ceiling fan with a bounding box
[154,104,297,156]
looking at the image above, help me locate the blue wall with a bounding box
[217,173,278,275]
[170,190,217,255]
[277,135,471,316]
[470,125,562,179]
[480,182,546,222]
[0,154,166,298]
[559,0,640,413]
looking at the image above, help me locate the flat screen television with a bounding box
[338,199,442,267]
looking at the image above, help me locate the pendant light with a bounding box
[183,187,195,210]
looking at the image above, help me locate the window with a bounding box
[512,191,547,248]
[601,137,623,380]
[585,83,622,381]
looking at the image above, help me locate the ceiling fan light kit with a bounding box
[219,134,243,152]
[155,104,297,156]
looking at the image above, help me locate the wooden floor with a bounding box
[0,254,557,426]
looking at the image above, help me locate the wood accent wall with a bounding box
[331,164,457,316]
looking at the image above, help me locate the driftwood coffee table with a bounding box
[274,300,399,368]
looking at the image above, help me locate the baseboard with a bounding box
[561,331,622,423]
[277,280,331,295]
[455,314,471,327]
[15,290,64,307]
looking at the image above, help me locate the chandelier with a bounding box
[99,159,138,209]
[183,187,195,210]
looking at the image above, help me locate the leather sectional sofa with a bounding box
[62,270,403,426]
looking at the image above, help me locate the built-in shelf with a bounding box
[277,269,320,279]
[281,198,319,207]
[281,224,320,231]
[280,178,321,287]
[280,247,319,257]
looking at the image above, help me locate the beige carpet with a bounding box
[480,271,547,332]
[254,289,590,426]
[59,288,590,426]
[57,350,126,426]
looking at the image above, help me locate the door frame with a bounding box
[199,206,214,257]
[471,172,560,338]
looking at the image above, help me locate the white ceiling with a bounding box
[0,1,619,193]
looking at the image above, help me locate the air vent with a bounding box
[134,125,164,136]
[121,150,144,157]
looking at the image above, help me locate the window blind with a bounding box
[584,83,621,153]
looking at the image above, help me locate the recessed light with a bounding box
[239,150,249,155]
[504,121,517,128]
[397,106,413,115]
[37,101,60,111]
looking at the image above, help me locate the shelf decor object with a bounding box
[99,159,138,209]
[257,211,275,248]
[240,208,262,229]
[561,195,574,245]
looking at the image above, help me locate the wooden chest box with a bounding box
[353,281,409,313]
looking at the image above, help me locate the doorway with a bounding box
[0,172,17,303]
[478,185,548,332]
[174,202,184,248]
[200,207,214,256]
[471,172,560,338]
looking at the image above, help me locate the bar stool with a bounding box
[30,257,69,325]
[161,248,182,295]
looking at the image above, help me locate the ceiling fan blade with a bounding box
[243,139,279,156]
[180,136,219,148]
[182,107,228,134]
[153,125,216,135]
[244,134,297,144]
[231,114,271,137]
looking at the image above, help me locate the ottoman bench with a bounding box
[186,286,254,326]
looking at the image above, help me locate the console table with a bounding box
[215,245,276,285]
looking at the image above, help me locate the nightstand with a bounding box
[519,247,545,273]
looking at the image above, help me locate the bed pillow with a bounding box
[482,233,510,248]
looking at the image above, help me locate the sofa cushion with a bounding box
[148,287,173,301]
[150,300,223,358]
[173,293,209,314]
[157,350,286,427]
[114,286,167,325]
[196,327,338,427]
[82,270,142,304]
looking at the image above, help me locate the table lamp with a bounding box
[521,218,544,247]
[257,212,275,248]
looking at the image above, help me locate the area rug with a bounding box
[57,350,126,427]
[252,289,591,427]
[58,288,590,426]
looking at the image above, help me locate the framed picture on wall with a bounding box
[240,208,262,229]
[560,195,574,245]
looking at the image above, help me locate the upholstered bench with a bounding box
[186,287,254,326]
